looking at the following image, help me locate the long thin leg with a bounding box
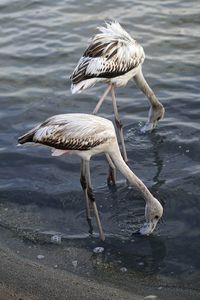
[93,84,112,114]
[93,84,117,186]
[111,86,128,163]
[80,159,93,234]
[85,160,105,241]
[105,154,116,186]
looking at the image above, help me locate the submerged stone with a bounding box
[51,235,62,244]
[93,247,104,253]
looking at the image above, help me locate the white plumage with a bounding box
[71,21,145,93]
[31,114,114,143]
[70,21,165,165]
[18,114,115,158]
[18,113,163,240]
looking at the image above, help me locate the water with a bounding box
[0,0,200,298]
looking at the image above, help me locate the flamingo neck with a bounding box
[134,67,161,108]
[109,144,155,204]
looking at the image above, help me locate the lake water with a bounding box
[0,0,200,298]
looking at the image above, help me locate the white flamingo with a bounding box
[71,21,165,164]
[18,113,163,241]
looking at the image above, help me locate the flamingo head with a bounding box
[140,197,163,235]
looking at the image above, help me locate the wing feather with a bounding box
[18,114,115,151]
[71,21,145,86]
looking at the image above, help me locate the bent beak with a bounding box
[141,120,157,133]
[139,220,158,235]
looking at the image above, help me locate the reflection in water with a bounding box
[0,0,200,295]
[91,235,166,276]
[149,131,166,192]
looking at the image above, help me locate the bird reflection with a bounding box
[148,131,166,193]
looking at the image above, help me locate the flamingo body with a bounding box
[71,21,145,93]
[18,114,116,160]
[18,113,163,239]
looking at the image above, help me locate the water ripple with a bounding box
[0,0,200,289]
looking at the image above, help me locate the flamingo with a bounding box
[70,21,165,164]
[18,113,163,241]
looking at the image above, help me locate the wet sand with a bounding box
[1,0,200,299]
[0,228,199,300]
[0,242,142,300]
[0,204,199,300]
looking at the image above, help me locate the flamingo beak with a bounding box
[139,219,158,235]
[141,120,157,133]
[140,106,157,133]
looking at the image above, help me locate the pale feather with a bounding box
[71,21,145,93]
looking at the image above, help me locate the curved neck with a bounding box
[134,67,161,108]
[109,144,155,204]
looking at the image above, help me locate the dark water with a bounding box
[0,0,200,298]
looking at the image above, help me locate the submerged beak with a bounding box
[141,120,157,133]
[140,105,163,133]
[139,219,158,235]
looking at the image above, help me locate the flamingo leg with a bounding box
[105,154,116,186]
[93,84,112,114]
[80,159,93,235]
[93,84,117,186]
[111,86,128,163]
[85,160,105,241]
